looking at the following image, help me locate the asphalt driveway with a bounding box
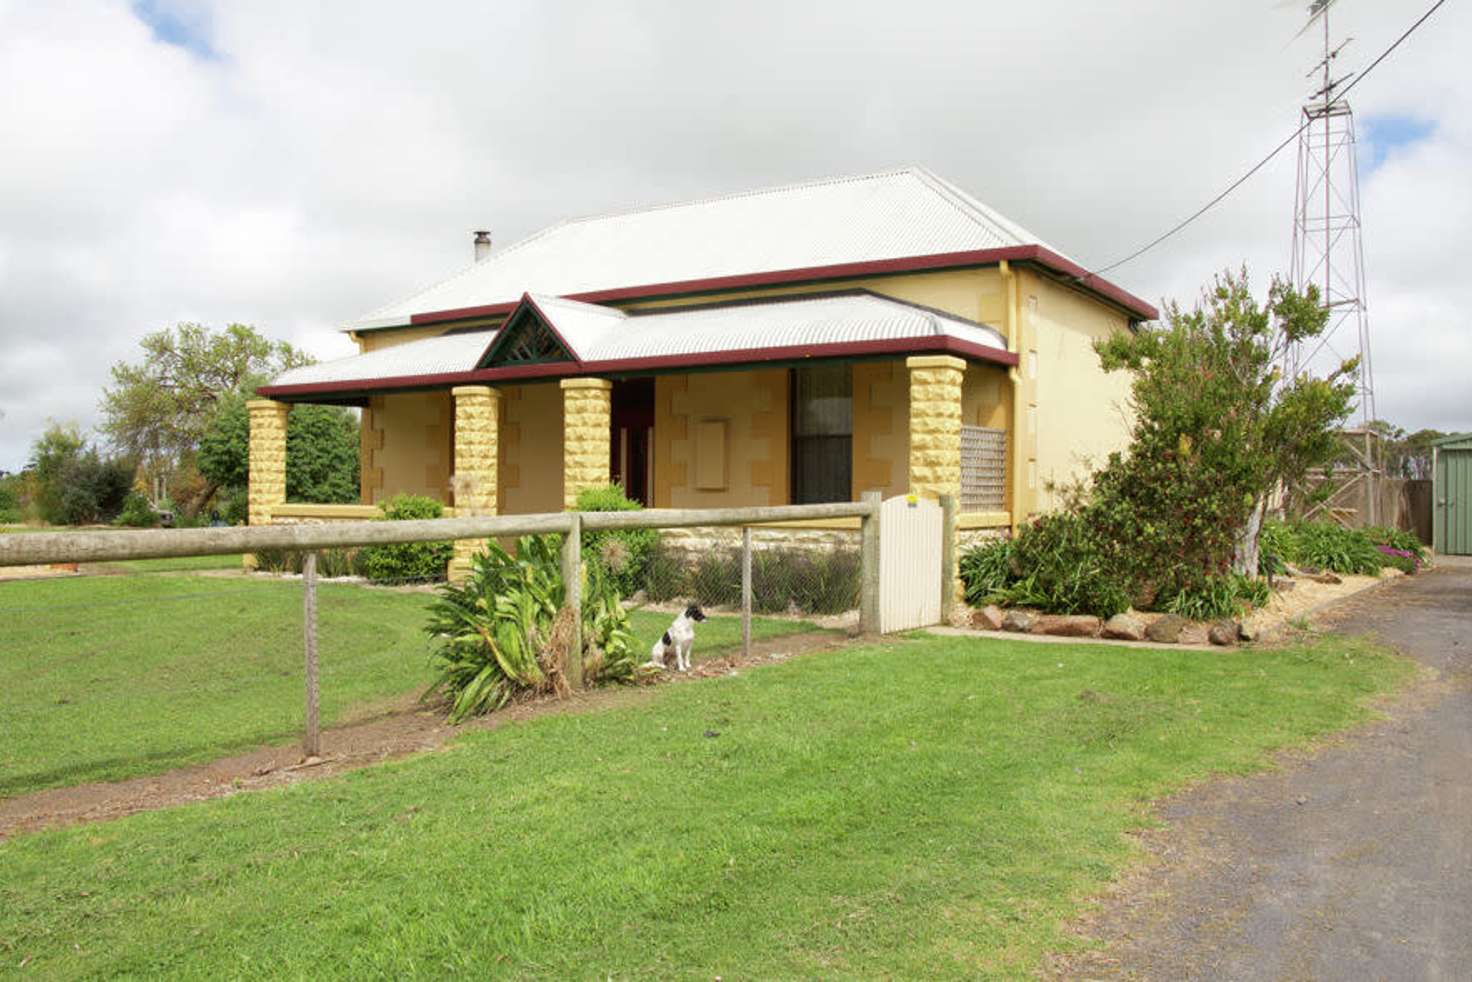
[1073,560,1472,980]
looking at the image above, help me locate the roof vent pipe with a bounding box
[473,229,492,262]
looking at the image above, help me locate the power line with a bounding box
[1085,0,1450,281]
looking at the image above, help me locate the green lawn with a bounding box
[0,574,822,797]
[0,631,1409,977]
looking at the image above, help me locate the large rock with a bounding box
[1001,609,1038,633]
[1208,620,1240,646]
[1032,614,1102,638]
[1179,622,1210,646]
[1102,613,1147,641]
[1272,578,1297,593]
[1311,571,1343,585]
[1144,614,1188,644]
[971,604,1005,631]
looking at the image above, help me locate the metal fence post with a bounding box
[741,526,753,658]
[302,550,321,758]
[561,514,583,689]
[939,494,957,626]
[859,491,882,635]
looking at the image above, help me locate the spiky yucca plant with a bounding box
[424,535,640,722]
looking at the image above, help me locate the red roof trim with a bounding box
[257,336,1019,400]
[399,245,1157,328]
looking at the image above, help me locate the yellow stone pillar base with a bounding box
[245,398,290,570]
[448,385,501,582]
[560,378,613,510]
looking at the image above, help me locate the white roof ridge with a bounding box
[525,292,628,318]
[908,166,1061,257]
[353,169,931,327]
[551,165,926,228]
[353,223,576,326]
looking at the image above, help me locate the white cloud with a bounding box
[1,0,1467,471]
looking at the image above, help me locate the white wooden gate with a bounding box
[878,494,943,633]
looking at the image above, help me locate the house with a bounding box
[250,167,1156,576]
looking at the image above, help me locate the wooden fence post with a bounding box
[302,550,321,758]
[561,514,583,689]
[741,526,753,658]
[939,494,957,626]
[859,491,882,635]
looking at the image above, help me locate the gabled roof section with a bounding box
[261,291,1015,400]
[474,293,628,368]
[350,166,1157,331]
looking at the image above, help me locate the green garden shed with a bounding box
[1432,432,1472,555]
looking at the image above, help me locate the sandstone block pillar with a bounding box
[560,378,613,509]
[449,385,501,582]
[245,398,290,570]
[906,355,965,501]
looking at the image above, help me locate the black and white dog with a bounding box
[647,605,706,672]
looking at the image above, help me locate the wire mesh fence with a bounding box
[0,501,885,810]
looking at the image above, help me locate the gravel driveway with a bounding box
[1068,559,1472,980]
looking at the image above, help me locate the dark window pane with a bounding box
[791,365,853,504]
[793,363,851,437]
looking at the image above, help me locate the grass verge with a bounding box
[0,631,1410,976]
[0,574,822,797]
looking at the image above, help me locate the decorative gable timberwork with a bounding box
[477,303,574,368]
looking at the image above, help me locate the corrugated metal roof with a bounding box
[272,291,1007,389]
[352,167,1064,330]
[270,330,493,388]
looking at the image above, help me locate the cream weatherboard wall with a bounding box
[1022,269,1135,513]
[361,391,453,505]
[498,382,564,515]
[653,368,788,509]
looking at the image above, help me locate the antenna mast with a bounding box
[1287,0,1376,424]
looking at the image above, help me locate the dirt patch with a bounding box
[0,630,847,840]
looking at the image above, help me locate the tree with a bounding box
[197,393,359,519]
[1092,269,1357,590]
[27,423,134,525]
[99,323,313,515]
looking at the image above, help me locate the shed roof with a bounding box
[350,166,1155,330]
[263,291,1013,399]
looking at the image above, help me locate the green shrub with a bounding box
[115,492,158,528]
[1284,521,1383,576]
[959,539,1015,607]
[359,494,453,583]
[1161,572,1270,620]
[641,540,689,602]
[1258,520,1294,577]
[688,549,742,608]
[424,535,638,722]
[1362,525,1426,563]
[993,512,1130,618]
[575,484,658,597]
[0,477,22,524]
[251,547,361,576]
[751,548,861,615]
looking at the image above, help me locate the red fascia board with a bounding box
[256,336,1018,401]
[402,245,1158,328]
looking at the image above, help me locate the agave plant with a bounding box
[424,534,640,722]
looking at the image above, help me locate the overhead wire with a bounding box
[1081,0,1450,282]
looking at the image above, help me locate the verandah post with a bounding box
[859,491,882,635]
[940,493,957,625]
[302,550,321,758]
[561,513,583,689]
[741,526,753,659]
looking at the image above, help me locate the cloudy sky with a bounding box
[1,0,1466,471]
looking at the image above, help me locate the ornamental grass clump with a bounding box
[423,535,640,722]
